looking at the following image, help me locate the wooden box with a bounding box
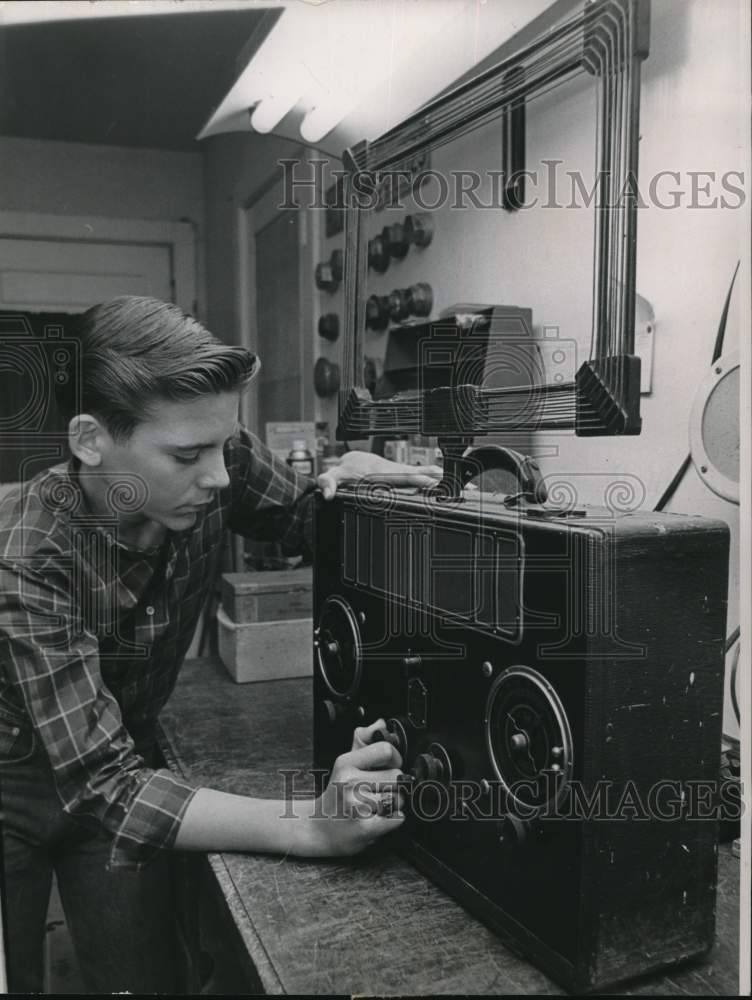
[217,605,312,684]
[220,568,312,624]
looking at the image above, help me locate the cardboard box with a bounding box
[217,605,313,683]
[221,568,312,623]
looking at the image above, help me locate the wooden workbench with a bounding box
[158,656,740,996]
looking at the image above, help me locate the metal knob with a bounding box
[510,732,529,751]
[405,212,434,248]
[382,222,410,260]
[365,294,390,331]
[318,313,339,341]
[368,234,390,273]
[412,751,445,783]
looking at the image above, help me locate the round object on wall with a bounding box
[387,287,410,322]
[689,350,739,504]
[314,357,340,398]
[407,281,433,317]
[382,223,409,260]
[315,249,344,293]
[318,314,339,341]
[405,212,435,248]
[365,294,390,331]
[368,234,390,274]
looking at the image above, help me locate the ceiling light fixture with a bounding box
[198,0,553,154]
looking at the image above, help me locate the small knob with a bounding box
[321,699,344,725]
[315,249,343,292]
[411,752,445,783]
[372,728,400,750]
[387,288,410,321]
[318,314,339,341]
[315,262,338,293]
[368,234,390,274]
[405,212,434,248]
[382,223,409,260]
[384,717,409,759]
[325,640,340,657]
[313,357,340,398]
[365,294,390,331]
[510,732,529,752]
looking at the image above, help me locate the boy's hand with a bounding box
[351,717,394,751]
[298,740,405,857]
[318,450,442,501]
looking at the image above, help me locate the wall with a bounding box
[202,131,305,345]
[337,0,745,734]
[0,135,207,315]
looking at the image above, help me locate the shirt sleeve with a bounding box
[224,425,317,559]
[0,562,198,871]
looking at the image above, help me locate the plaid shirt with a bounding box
[0,426,315,869]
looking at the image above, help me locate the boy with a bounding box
[0,296,441,993]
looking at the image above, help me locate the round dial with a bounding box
[485,665,573,813]
[313,357,340,398]
[315,596,362,699]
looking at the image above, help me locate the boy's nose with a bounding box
[198,455,230,491]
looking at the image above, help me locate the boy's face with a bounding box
[98,391,240,534]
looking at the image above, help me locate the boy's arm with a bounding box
[175,737,405,857]
[223,427,442,555]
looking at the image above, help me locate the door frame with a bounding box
[236,148,316,436]
[0,210,197,315]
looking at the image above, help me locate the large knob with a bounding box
[409,742,452,784]
[412,752,445,782]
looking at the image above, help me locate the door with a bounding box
[254,208,304,431]
[0,235,174,484]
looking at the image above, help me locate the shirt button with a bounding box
[146,606,155,616]
[11,726,20,736]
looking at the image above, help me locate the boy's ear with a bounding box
[69,414,108,467]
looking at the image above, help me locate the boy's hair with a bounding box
[55,296,259,439]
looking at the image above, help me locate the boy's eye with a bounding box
[174,452,201,465]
